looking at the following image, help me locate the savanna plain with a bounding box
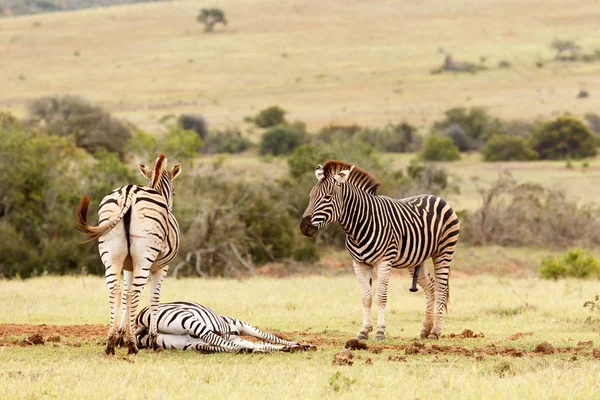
[2,0,600,398]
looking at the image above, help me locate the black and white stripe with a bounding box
[135,301,305,353]
[76,154,181,355]
[300,160,459,341]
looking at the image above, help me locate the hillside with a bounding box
[0,0,164,16]
[1,0,599,132]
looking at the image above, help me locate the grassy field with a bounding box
[1,0,600,132]
[1,275,600,399]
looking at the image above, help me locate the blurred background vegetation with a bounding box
[2,0,600,281]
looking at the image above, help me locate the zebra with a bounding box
[76,153,181,355]
[299,160,459,341]
[135,301,310,353]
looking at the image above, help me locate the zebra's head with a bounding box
[138,154,182,209]
[300,163,355,237]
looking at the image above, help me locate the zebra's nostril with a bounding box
[300,215,316,237]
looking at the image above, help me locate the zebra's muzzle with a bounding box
[300,215,317,238]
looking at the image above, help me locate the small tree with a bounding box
[482,134,538,161]
[529,115,596,160]
[197,8,227,33]
[253,106,287,128]
[259,123,305,156]
[419,135,461,161]
[550,39,580,61]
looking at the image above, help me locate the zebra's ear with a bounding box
[334,165,355,184]
[138,164,153,179]
[169,164,182,180]
[315,165,325,181]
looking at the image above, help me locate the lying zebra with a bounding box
[134,301,311,353]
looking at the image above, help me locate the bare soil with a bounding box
[2,324,600,360]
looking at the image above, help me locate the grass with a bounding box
[2,275,600,399]
[1,0,600,132]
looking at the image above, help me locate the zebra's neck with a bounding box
[151,173,173,211]
[337,185,375,240]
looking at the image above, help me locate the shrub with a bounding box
[529,115,596,160]
[129,126,202,161]
[253,106,287,128]
[202,128,252,154]
[197,8,227,32]
[482,134,538,161]
[419,135,461,161]
[315,124,362,144]
[539,249,600,280]
[433,107,502,149]
[178,114,208,140]
[28,95,131,160]
[259,122,305,156]
[442,123,472,152]
[357,122,422,152]
[584,113,600,135]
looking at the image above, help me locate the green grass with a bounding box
[2,275,600,399]
[1,0,599,132]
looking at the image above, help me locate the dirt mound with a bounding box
[442,329,484,339]
[508,332,534,341]
[26,334,45,345]
[577,340,593,347]
[0,324,106,338]
[593,348,600,359]
[344,339,368,350]
[388,354,407,362]
[534,342,555,355]
[332,349,354,366]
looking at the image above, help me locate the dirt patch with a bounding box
[345,339,368,351]
[508,332,534,341]
[388,354,407,362]
[26,334,45,345]
[534,342,555,355]
[441,329,484,339]
[593,348,600,359]
[577,340,593,348]
[0,324,107,338]
[332,349,354,366]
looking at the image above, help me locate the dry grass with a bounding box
[1,0,599,132]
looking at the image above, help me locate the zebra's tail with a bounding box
[76,195,132,241]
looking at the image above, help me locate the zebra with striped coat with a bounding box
[300,161,459,341]
[76,154,181,355]
[135,301,309,353]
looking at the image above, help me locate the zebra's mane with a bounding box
[322,160,381,194]
[152,153,167,188]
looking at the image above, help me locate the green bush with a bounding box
[254,106,287,128]
[539,249,600,280]
[259,122,305,156]
[28,95,131,160]
[530,115,596,160]
[433,107,502,150]
[418,135,461,161]
[202,128,252,153]
[482,134,538,161]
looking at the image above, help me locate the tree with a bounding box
[259,123,305,156]
[197,8,227,33]
[253,106,287,128]
[550,39,580,61]
[482,134,538,161]
[529,115,596,160]
[419,135,461,161]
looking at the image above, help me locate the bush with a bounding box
[433,107,502,150]
[129,126,202,161]
[28,95,131,160]
[584,113,600,135]
[202,128,252,154]
[482,134,538,161]
[530,115,596,160]
[442,123,472,152]
[315,124,362,144]
[540,249,600,280]
[178,114,208,140]
[253,106,287,128]
[419,135,461,161]
[259,122,305,156]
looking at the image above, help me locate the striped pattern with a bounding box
[300,160,459,341]
[135,301,303,353]
[76,154,181,355]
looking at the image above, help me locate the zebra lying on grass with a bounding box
[135,301,312,353]
[300,161,460,341]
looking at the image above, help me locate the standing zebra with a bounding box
[300,161,459,341]
[76,154,181,355]
[135,301,310,353]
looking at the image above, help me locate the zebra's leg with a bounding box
[352,261,373,340]
[430,253,453,339]
[408,264,435,339]
[148,266,169,351]
[374,261,392,342]
[235,319,301,347]
[116,270,132,347]
[103,257,125,356]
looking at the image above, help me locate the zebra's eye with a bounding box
[323,195,332,201]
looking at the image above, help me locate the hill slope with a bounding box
[1,0,599,131]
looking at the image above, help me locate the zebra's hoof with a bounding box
[375,334,385,342]
[357,333,369,341]
[127,343,139,355]
[419,330,431,340]
[427,333,439,340]
[104,344,115,356]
